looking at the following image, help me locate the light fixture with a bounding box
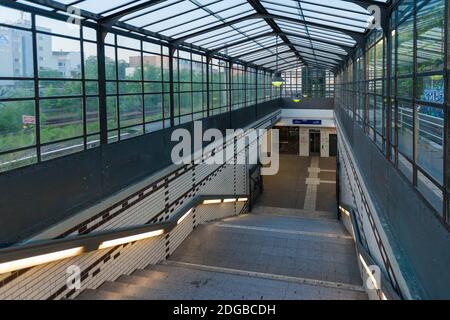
[339,205,351,217]
[292,92,301,103]
[237,198,248,202]
[272,72,285,87]
[0,247,84,274]
[203,199,222,205]
[177,208,193,225]
[98,230,165,250]
[272,37,285,87]
[223,198,237,203]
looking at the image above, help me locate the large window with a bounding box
[335,0,448,221]
[209,58,229,115]
[231,63,245,110]
[105,35,170,142]
[0,7,100,172]
[174,50,207,124]
[0,4,279,174]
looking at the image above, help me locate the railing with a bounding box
[0,194,248,276]
[398,107,444,146]
[339,204,401,301]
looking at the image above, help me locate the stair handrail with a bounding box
[339,203,401,300]
[0,194,249,275]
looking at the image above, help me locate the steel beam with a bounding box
[172,13,366,46]
[99,0,169,26]
[208,31,352,56]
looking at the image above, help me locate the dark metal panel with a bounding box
[280,97,334,109]
[0,149,103,246]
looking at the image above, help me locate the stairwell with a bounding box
[77,206,366,300]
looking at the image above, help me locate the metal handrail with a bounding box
[339,203,402,301]
[0,194,249,274]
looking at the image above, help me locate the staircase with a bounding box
[77,207,367,300]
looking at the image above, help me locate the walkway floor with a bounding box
[260,155,337,215]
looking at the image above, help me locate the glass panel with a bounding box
[119,95,143,127]
[416,0,444,73]
[37,35,81,79]
[397,16,414,75]
[0,100,36,153]
[0,27,34,78]
[416,104,443,184]
[40,98,83,143]
[397,101,414,159]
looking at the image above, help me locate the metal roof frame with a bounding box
[3,0,393,71]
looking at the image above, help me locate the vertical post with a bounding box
[96,26,108,145]
[169,46,175,127]
[206,56,211,118]
[31,14,41,162]
[386,23,392,160]
[244,65,248,109]
[412,1,418,187]
[229,60,233,127]
[141,40,145,133]
[444,0,449,224]
[255,68,258,118]
[362,39,368,134]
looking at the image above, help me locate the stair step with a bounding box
[252,205,337,220]
[98,281,186,300]
[76,289,136,300]
[93,264,367,300]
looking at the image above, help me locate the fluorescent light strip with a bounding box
[98,230,165,250]
[339,206,351,217]
[223,198,237,203]
[238,198,248,202]
[203,199,222,205]
[177,209,193,225]
[0,247,84,275]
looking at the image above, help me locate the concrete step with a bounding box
[83,263,367,300]
[221,213,350,238]
[75,289,136,300]
[98,281,187,300]
[252,205,337,220]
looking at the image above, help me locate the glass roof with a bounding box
[16,0,392,71]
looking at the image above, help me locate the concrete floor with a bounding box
[260,155,337,215]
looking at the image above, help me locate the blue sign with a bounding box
[292,119,322,125]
